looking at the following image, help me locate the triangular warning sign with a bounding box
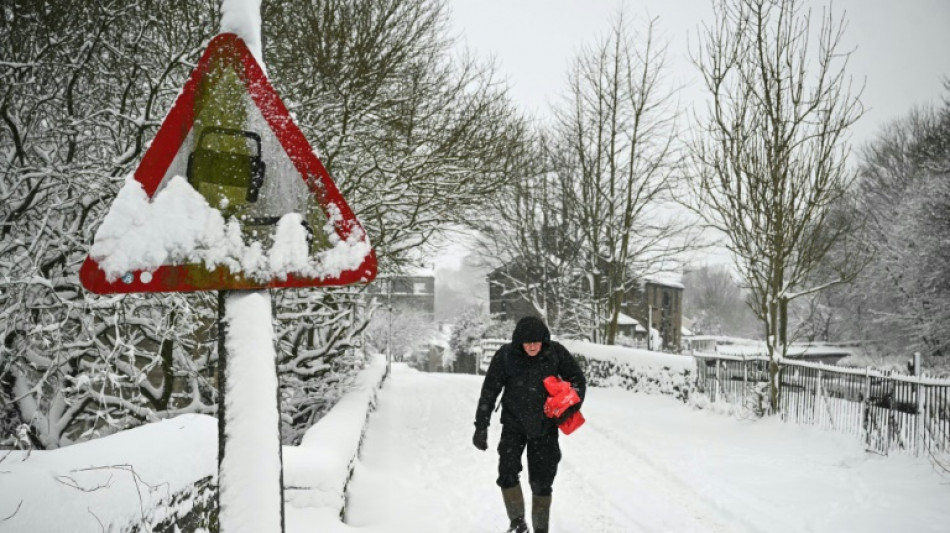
[81,33,377,294]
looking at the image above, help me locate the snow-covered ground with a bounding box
[0,414,218,532]
[4,361,949,532]
[344,364,950,533]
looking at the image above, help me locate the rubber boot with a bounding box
[533,494,552,533]
[501,484,528,533]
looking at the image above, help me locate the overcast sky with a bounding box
[431,0,950,277]
[448,0,950,148]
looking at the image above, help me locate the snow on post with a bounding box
[220,0,264,72]
[220,291,283,532]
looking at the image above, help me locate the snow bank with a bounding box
[561,340,695,401]
[0,414,217,532]
[283,354,389,517]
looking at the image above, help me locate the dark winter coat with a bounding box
[474,318,586,438]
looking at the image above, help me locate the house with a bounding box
[616,312,648,339]
[366,266,435,322]
[632,276,684,352]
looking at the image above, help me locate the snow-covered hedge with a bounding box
[560,340,696,402]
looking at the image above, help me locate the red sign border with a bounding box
[80,33,377,294]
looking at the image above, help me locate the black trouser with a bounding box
[496,423,561,496]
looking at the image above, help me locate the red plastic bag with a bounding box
[542,376,585,434]
[542,380,578,418]
[558,410,585,435]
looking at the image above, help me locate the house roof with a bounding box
[644,273,685,289]
[617,312,639,325]
[617,312,648,333]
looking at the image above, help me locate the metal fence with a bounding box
[693,352,950,458]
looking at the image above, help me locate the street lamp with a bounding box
[647,304,653,351]
[384,275,393,374]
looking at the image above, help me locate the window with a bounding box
[414,282,427,294]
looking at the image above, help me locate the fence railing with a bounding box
[693,352,950,458]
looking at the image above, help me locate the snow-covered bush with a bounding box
[274,288,371,446]
[0,2,221,450]
[562,340,694,402]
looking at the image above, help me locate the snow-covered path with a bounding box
[343,364,950,533]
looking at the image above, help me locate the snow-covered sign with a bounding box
[80,33,376,294]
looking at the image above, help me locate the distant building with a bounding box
[487,264,685,352]
[616,312,648,340]
[367,266,435,322]
[634,277,684,352]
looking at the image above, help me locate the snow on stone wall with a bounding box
[283,354,389,517]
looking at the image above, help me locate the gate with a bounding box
[478,338,507,373]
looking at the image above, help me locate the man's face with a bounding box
[523,342,542,356]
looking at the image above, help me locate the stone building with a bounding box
[366,266,435,321]
[634,277,684,351]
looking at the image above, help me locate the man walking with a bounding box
[473,316,586,533]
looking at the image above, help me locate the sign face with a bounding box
[81,33,377,294]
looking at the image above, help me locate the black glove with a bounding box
[472,426,488,451]
[555,405,579,426]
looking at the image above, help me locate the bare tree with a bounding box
[688,0,864,409]
[471,132,583,332]
[272,288,372,444]
[362,307,437,361]
[473,14,695,342]
[263,0,527,271]
[554,14,691,344]
[448,302,489,374]
[824,92,950,371]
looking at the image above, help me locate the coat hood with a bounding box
[512,316,551,346]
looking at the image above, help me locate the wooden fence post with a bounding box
[915,353,925,456]
[714,357,721,403]
[864,366,872,451]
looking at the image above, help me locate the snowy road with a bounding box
[342,364,950,533]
